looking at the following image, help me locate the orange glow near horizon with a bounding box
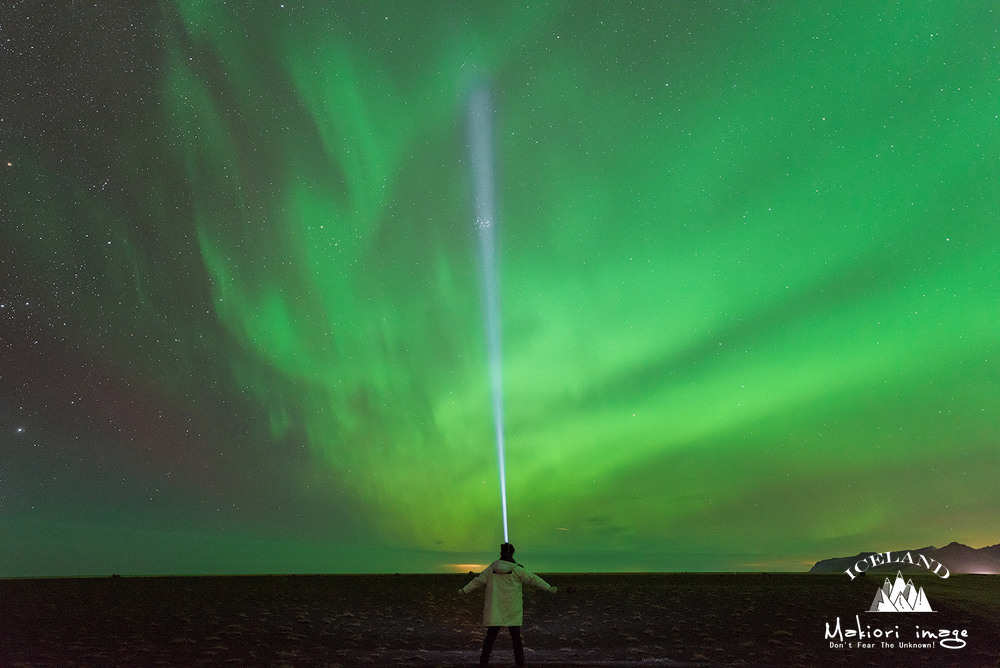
[446,564,487,573]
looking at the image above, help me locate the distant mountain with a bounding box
[810,542,1000,575]
[933,542,1000,574]
[982,543,1000,561]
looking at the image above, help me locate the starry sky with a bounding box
[2,1,998,577]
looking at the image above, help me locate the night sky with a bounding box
[2,2,998,577]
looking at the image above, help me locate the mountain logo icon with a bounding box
[868,571,934,612]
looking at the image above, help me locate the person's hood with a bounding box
[492,559,518,574]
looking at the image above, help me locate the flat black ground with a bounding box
[1,573,997,667]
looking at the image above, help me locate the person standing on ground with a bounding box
[459,543,557,668]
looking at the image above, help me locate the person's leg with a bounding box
[510,626,524,667]
[480,626,501,667]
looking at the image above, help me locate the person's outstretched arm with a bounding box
[459,569,489,594]
[515,566,558,593]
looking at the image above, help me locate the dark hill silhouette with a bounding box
[980,543,1000,560]
[810,541,1000,574]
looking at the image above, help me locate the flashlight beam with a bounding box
[467,85,509,544]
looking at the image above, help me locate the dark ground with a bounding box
[0,573,996,667]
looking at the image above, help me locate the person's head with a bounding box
[500,543,515,560]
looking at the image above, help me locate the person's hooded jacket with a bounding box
[460,559,554,626]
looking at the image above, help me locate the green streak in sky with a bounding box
[157,1,1000,565]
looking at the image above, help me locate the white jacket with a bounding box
[461,559,553,626]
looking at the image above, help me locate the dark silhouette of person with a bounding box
[459,543,557,667]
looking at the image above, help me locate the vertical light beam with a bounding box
[467,85,509,544]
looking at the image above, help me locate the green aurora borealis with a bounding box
[2,2,998,575]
